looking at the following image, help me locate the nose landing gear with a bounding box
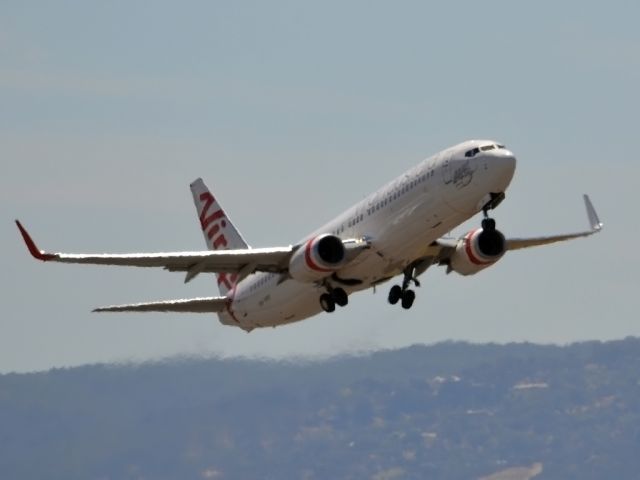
[482,217,496,232]
[388,264,420,309]
[319,286,349,313]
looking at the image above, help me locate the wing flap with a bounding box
[93,296,228,313]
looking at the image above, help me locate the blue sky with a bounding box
[1,1,638,372]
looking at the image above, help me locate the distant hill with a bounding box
[2,338,640,480]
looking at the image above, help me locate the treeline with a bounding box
[1,338,640,479]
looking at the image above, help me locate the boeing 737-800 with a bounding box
[17,140,602,332]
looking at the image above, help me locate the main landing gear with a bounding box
[388,264,420,309]
[319,286,349,313]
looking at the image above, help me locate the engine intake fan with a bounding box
[448,225,506,276]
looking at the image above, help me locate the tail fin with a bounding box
[190,178,250,295]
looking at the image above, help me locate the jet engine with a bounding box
[289,234,346,282]
[448,226,506,276]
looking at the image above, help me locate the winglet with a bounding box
[15,220,56,261]
[583,195,603,232]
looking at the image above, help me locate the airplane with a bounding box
[16,139,602,332]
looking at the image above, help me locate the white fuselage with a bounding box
[221,140,516,330]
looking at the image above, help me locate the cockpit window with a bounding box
[464,147,480,157]
[465,143,506,157]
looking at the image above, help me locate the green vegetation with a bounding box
[2,338,640,479]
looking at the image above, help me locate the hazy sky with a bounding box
[2,1,638,373]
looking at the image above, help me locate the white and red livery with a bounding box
[16,140,602,331]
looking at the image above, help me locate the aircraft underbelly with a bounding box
[232,280,324,328]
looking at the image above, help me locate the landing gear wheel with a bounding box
[388,285,402,305]
[320,293,335,313]
[332,288,349,307]
[401,289,416,309]
[390,263,422,308]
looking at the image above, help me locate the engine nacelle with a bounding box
[289,234,346,282]
[448,227,506,276]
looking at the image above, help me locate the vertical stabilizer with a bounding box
[190,178,249,295]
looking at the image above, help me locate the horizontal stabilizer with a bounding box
[93,296,228,313]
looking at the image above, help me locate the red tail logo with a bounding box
[199,192,228,250]
[199,192,237,290]
[217,272,238,291]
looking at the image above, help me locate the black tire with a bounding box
[332,288,349,307]
[320,293,336,313]
[388,285,402,305]
[401,289,416,309]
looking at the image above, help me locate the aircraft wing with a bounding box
[93,296,228,313]
[505,195,602,251]
[426,194,602,266]
[16,220,293,281]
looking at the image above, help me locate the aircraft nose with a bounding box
[490,149,516,189]
[500,149,516,172]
